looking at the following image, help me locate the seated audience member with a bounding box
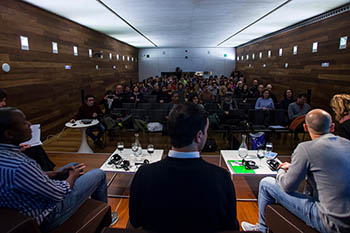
[150,83,160,96]
[255,89,274,110]
[70,95,105,147]
[233,81,243,98]
[222,93,238,112]
[266,84,278,104]
[218,85,228,103]
[254,84,264,98]
[129,103,239,233]
[200,84,215,103]
[167,91,180,115]
[101,90,116,114]
[112,84,125,108]
[279,88,295,111]
[249,79,259,96]
[241,83,252,102]
[0,107,113,232]
[330,94,350,140]
[288,93,311,121]
[189,94,204,109]
[0,88,55,171]
[130,86,144,104]
[123,85,132,102]
[177,83,185,103]
[242,109,350,233]
[157,86,171,103]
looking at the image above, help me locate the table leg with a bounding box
[78,128,94,153]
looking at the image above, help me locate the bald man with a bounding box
[242,109,350,233]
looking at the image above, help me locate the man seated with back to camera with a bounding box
[70,95,105,147]
[129,102,239,233]
[242,109,350,233]
[0,107,113,232]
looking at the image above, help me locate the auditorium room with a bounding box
[1,0,350,233]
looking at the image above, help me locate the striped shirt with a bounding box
[0,143,71,225]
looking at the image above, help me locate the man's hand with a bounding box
[48,163,86,180]
[92,113,97,118]
[66,163,86,187]
[19,143,31,152]
[70,119,76,123]
[278,162,290,171]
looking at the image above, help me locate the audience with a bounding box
[0,88,7,107]
[129,103,239,232]
[157,86,171,103]
[266,84,278,104]
[242,109,350,233]
[70,95,105,147]
[0,107,112,232]
[330,94,350,140]
[255,89,274,110]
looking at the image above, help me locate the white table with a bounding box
[220,150,282,202]
[100,148,164,198]
[65,119,99,153]
[220,150,281,179]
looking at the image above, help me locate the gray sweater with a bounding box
[277,134,350,232]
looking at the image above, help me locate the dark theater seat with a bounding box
[101,227,256,233]
[265,204,318,233]
[1,199,111,233]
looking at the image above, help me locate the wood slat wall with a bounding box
[236,11,350,112]
[0,0,139,138]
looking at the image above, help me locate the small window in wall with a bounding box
[132,57,134,62]
[52,42,58,54]
[246,54,249,60]
[259,52,262,59]
[73,46,78,56]
[268,50,271,58]
[279,48,283,56]
[339,36,347,49]
[117,54,120,60]
[20,36,29,50]
[252,53,255,60]
[293,45,298,55]
[122,56,125,61]
[109,53,112,59]
[127,56,130,61]
[89,49,93,57]
[237,56,240,61]
[241,55,244,61]
[312,42,318,53]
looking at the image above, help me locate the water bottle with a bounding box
[133,133,142,157]
[238,134,248,163]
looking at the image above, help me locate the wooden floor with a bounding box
[43,128,308,230]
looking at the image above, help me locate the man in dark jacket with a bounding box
[129,103,239,233]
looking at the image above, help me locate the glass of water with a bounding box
[265,142,273,157]
[147,144,154,156]
[117,142,124,155]
[257,149,265,167]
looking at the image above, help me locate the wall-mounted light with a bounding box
[246,54,249,60]
[96,65,99,70]
[285,63,288,68]
[279,48,283,56]
[252,53,255,60]
[52,42,58,54]
[268,50,271,58]
[312,42,318,53]
[339,36,347,49]
[263,64,266,68]
[241,55,243,61]
[321,62,329,67]
[89,49,92,57]
[20,36,29,50]
[113,65,116,69]
[64,65,71,70]
[259,52,262,59]
[117,54,120,60]
[237,56,240,61]
[123,56,125,61]
[73,46,78,56]
[2,63,10,72]
[293,45,297,55]
[109,53,112,60]
[127,56,130,61]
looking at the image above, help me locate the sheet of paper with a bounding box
[22,124,42,146]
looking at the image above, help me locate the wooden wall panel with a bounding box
[0,0,139,138]
[236,11,350,113]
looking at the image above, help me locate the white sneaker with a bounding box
[110,211,119,226]
[241,221,260,231]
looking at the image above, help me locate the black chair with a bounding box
[122,103,136,114]
[130,109,149,122]
[146,95,157,103]
[148,109,166,123]
[150,103,168,111]
[248,109,272,133]
[204,103,221,115]
[136,103,151,110]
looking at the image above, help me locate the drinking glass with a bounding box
[131,143,141,162]
[117,142,124,155]
[147,144,154,156]
[238,147,248,164]
[257,149,265,167]
[265,142,273,153]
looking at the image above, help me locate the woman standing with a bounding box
[330,94,350,140]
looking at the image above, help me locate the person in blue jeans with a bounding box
[242,109,350,232]
[0,107,117,232]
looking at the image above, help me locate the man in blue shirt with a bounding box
[0,107,109,232]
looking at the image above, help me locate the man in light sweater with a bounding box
[242,109,350,232]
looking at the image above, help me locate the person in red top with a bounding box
[70,95,105,146]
